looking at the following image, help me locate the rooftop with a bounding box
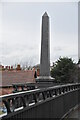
[0,70,35,87]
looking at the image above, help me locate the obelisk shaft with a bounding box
[36,12,55,85]
[40,12,50,76]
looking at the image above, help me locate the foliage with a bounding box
[51,57,77,83]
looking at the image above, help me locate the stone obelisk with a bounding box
[36,12,55,84]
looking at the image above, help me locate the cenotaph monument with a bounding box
[36,12,55,85]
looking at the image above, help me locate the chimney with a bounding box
[11,66,13,70]
[2,66,4,70]
[16,64,21,70]
[5,66,8,70]
[9,66,10,70]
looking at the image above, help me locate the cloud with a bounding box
[53,46,62,51]
[0,2,78,66]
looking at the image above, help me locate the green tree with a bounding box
[51,57,76,83]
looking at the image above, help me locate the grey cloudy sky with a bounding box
[0,1,78,66]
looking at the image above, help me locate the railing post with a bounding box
[62,87,65,93]
[54,89,57,96]
[59,88,61,94]
[3,100,11,114]
[11,98,16,112]
[21,96,26,107]
[33,93,38,103]
[21,86,24,91]
[65,87,67,92]
[13,85,18,93]
[42,91,47,100]
[68,86,70,91]
[25,95,30,106]
[49,90,53,97]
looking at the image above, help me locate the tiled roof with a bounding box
[0,70,35,87]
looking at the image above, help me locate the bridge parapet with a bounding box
[0,83,80,119]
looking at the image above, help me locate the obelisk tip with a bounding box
[43,12,48,17]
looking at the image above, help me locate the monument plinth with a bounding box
[36,12,55,85]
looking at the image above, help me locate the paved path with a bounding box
[68,106,80,119]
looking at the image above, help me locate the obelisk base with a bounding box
[35,76,56,88]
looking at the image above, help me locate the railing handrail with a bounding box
[0,83,80,117]
[0,83,80,100]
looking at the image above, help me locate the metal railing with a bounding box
[0,83,80,117]
[12,83,37,92]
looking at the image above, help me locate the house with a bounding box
[0,65,35,95]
